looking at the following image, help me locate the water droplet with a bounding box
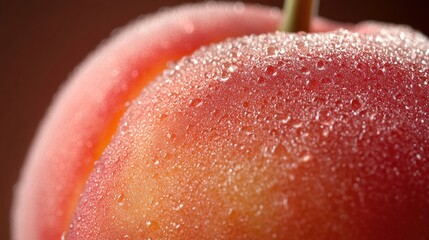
[296,40,306,50]
[256,76,267,85]
[227,64,238,73]
[351,98,362,111]
[146,221,160,231]
[167,132,177,142]
[151,172,159,179]
[120,121,129,135]
[265,65,278,76]
[306,78,317,87]
[316,60,325,70]
[289,118,302,128]
[159,113,168,121]
[228,208,239,221]
[354,61,364,71]
[116,193,125,206]
[240,126,252,135]
[393,93,403,100]
[312,96,326,105]
[173,203,184,211]
[300,66,310,75]
[220,72,231,82]
[189,98,203,107]
[266,45,278,56]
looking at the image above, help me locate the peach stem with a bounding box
[279,0,319,32]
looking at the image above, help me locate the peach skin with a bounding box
[13,2,429,240]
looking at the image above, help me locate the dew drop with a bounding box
[240,126,252,135]
[220,72,231,82]
[265,65,278,76]
[116,193,125,206]
[316,60,325,70]
[189,98,203,107]
[354,61,364,71]
[266,45,278,56]
[351,98,362,111]
[306,78,317,87]
[300,66,310,75]
[256,76,267,85]
[296,40,306,50]
[167,132,177,142]
[159,113,168,121]
[173,203,184,211]
[120,121,129,135]
[186,124,194,132]
[312,96,326,105]
[146,221,160,231]
[228,208,239,221]
[227,64,238,73]
[289,118,303,128]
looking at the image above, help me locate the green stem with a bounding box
[279,0,319,32]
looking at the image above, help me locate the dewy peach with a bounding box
[13,2,429,240]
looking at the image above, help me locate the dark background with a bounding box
[1,0,428,239]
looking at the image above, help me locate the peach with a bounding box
[13,2,429,240]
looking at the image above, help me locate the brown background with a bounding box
[1,0,428,239]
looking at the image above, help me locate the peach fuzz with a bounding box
[13,2,429,240]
